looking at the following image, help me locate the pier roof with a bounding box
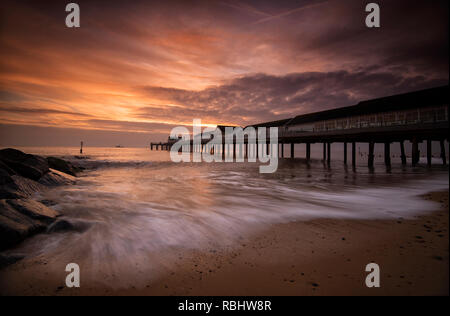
[245,118,292,129]
[286,85,448,126]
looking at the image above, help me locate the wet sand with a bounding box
[0,191,448,296]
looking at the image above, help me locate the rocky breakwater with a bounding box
[0,148,81,251]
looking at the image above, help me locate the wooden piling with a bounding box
[323,143,326,161]
[343,142,347,165]
[291,143,295,159]
[368,141,375,168]
[412,139,420,166]
[352,142,356,166]
[440,140,446,165]
[306,143,311,162]
[384,142,391,166]
[427,140,432,167]
[400,141,407,165]
[327,143,331,165]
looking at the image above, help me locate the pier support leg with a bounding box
[306,143,311,162]
[233,142,236,160]
[343,142,347,165]
[412,139,420,166]
[327,143,331,165]
[384,142,391,167]
[281,143,284,158]
[427,140,432,167]
[291,143,295,159]
[400,141,407,165]
[222,143,225,161]
[266,142,270,156]
[440,140,447,165]
[323,143,326,161]
[368,142,375,168]
[352,142,356,167]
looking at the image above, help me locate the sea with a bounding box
[2,145,448,287]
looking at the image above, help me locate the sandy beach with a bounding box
[0,190,447,296]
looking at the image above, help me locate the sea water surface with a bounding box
[4,146,449,287]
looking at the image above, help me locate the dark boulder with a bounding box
[0,160,16,177]
[0,160,16,187]
[0,253,24,269]
[0,200,45,250]
[0,168,13,187]
[5,199,60,224]
[0,175,45,199]
[0,148,49,181]
[0,149,81,251]
[46,157,79,176]
[0,199,60,250]
[39,169,76,186]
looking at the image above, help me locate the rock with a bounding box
[0,175,45,199]
[46,157,79,176]
[0,253,25,269]
[0,148,49,181]
[0,168,13,186]
[0,198,62,250]
[0,160,17,187]
[5,199,60,223]
[47,219,92,233]
[0,198,59,249]
[0,200,47,250]
[0,149,81,251]
[39,199,58,207]
[0,160,16,177]
[0,199,60,250]
[39,169,76,186]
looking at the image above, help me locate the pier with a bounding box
[151,86,449,168]
[150,142,172,151]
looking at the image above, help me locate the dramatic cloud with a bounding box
[0,0,448,145]
[137,70,447,126]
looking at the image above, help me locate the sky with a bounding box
[0,0,448,147]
